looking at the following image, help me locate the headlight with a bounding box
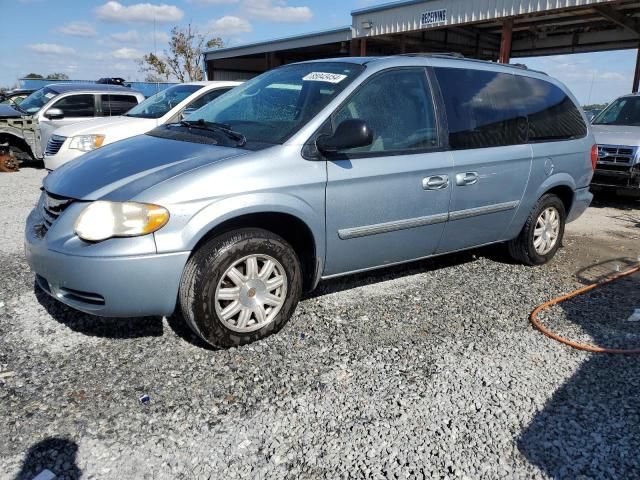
[68,134,105,152]
[74,201,169,241]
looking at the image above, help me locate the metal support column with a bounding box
[360,38,367,57]
[498,18,513,64]
[633,44,640,93]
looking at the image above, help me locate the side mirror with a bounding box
[316,119,373,154]
[44,108,64,120]
[180,108,196,121]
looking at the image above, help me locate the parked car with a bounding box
[25,55,594,348]
[583,108,602,122]
[590,94,640,197]
[0,88,36,106]
[0,83,144,162]
[44,81,240,170]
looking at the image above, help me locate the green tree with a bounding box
[24,73,44,79]
[45,73,69,80]
[139,24,224,82]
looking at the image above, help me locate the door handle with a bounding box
[423,175,449,190]
[455,172,479,186]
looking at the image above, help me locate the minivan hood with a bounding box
[0,104,25,118]
[44,134,250,201]
[52,115,155,137]
[591,124,640,147]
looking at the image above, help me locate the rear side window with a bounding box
[333,68,438,155]
[187,88,232,111]
[516,76,587,141]
[434,67,527,150]
[52,94,95,117]
[101,94,139,116]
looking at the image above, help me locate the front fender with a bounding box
[154,191,325,265]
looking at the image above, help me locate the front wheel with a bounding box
[179,228,303,348]
[508,194,566,265]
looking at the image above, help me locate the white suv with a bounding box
[44,81,240,170]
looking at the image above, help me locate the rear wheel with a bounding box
[508,194,566,265]
[179,228,303,348]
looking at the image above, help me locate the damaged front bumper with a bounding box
[0,116,41,159]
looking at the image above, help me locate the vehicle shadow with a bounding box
[306,248,480,299]
[34,284,164,339]
[517,268,640,478]
[590,190,640,212]
[165,312,217,350]
[13,437,81,480]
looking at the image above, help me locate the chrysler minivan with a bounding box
[25,55,595,348]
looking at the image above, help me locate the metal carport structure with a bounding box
[203,0,640,92]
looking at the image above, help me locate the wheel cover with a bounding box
[533,206,560,255]
[214,254,288,333]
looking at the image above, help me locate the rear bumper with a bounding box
[25,208,190,317]
[566,186,592,223]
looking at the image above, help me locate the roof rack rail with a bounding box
[395,52,548,75]
[398,52,465,59]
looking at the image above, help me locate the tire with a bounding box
[508,194,566,266]
[9,145,32,163]
[179,228,303,348]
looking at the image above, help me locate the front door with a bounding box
[324,68,452,276]
[39,94,97,150]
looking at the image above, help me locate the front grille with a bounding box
[595,164,633,173]
[596,144,637,166]
[45,135,66,156]
[40,191,73,233]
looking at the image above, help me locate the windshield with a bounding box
[126,84,203,119]
[19,87,58,114]
[593,96,640,126]
[188,62,365,145]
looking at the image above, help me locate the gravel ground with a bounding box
[1,168,640,480]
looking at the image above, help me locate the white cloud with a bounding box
[56,21,97,37]
[112,47,144,60]
[27,43,76,55]
[96,1,184,23]
[208,16,252,36]
[243,0,312,22]
[147,31,170,43]
[110,30,140,43]
[189,0,239,5]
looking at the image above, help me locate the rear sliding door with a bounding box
[433,67,532,253]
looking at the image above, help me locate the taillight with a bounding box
[590,144,598,170]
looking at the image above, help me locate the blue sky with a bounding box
[0,0,636,105]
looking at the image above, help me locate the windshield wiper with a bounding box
[178,119,246,147]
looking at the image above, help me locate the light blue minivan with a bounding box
[25,55,595,348]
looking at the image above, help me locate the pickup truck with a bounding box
[591,94,640,197]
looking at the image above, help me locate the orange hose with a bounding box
[529,263,640,354]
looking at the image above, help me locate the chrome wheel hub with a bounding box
[214,254,287,333]
[533,207,560,255]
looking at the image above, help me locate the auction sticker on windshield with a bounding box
[302,72,347,83]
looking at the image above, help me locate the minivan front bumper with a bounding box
[25,208,190,317]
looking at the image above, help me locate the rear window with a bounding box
[434,68,527,150]
[434,67,586,149]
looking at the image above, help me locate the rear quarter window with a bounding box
[515,76,587,141]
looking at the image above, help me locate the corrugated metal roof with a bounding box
[352,0,620,37]
[203,27,352,60]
